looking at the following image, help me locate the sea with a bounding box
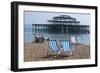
[24,24,90,45]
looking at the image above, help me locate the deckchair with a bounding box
[60,40,73,56]
[76,37,82,44]
[48,40,58,51]
[71,36,76,44]
[48,40,59,57]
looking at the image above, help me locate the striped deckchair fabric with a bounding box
[76,37,82,44]
[71,36,76,44]
[48,40,58,51]
[61,40,71,52]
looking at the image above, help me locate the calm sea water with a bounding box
[24,25,90,45]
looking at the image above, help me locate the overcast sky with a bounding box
[24,11,91,26]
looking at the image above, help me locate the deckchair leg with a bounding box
[70,48,75,56]
[70,51,73,56]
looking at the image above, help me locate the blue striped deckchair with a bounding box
[61,40,71,52]
[48,40,58,51]
[76,37,82,44]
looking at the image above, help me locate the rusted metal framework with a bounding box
[32,15,89,34]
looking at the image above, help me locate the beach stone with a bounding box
[33,33,44,43]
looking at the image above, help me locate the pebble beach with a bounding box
[24,41,90,62]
